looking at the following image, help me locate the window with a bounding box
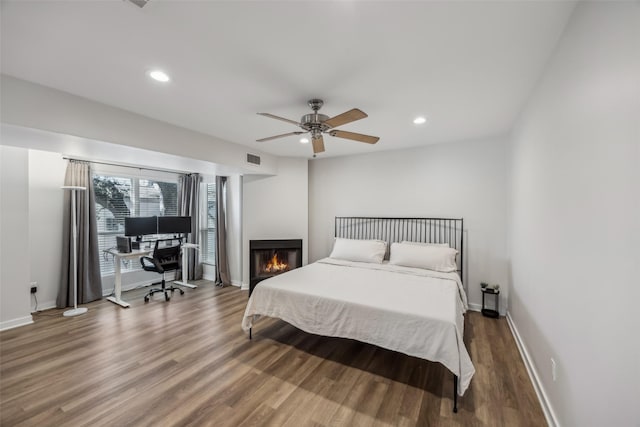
[94,173,178,276]
[201,182,217,264]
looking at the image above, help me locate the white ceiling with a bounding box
[1,1,575,158]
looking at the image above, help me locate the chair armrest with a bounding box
[141,256,165,274]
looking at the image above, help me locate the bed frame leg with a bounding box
[249,327,252,340]
[453,375,458,413]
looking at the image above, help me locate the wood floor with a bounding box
[0,283,546,427]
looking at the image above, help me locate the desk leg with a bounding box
[106,255,131,308]
[174,247,197,289]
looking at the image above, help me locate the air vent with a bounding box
[128,0,149,8]
[246,153,261,165]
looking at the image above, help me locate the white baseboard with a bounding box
[0,315,34,331]
[506,312,558,427]
[27,275,177,315]
[231,280,242,288]
[32,299,57,313]
[468,302,506,316]
[468,302,482,312]
[240,282,249,291]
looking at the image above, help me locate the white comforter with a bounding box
[241,258,475,395]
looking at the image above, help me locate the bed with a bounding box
[241,217,475,412]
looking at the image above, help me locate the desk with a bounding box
[105,248,151,308]
[174,243,199,289]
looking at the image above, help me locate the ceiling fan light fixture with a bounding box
[300,138,309,144]
[413,116,427,125]
[148,70,170,83]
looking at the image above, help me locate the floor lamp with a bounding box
[62,185,88,317]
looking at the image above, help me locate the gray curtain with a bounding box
[178,173,202,280]
[215,176,231,286]
[57,160,103,307]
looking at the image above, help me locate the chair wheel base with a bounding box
[143,284,185,303]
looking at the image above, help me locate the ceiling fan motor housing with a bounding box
[302,99,330,137]
[300,113,331,133]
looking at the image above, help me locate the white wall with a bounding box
[1,75,277,176]
[242,157,309,287]
[226,175,243,286]
[507,2,640,426]
[0,146,33,330]
[28,150,67,311]
[3,123,253,178]
[308,138,508,312]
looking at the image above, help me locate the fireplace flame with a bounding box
[265,253,288,273]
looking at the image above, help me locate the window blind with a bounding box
[202,182,217,264]
[94,174,178,276]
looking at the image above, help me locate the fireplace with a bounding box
[249,239,302,296]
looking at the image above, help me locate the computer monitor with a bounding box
[158,216,191,235]
[124,216,157,238]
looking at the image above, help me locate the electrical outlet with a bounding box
[30,285,37,294]
[551,358,557,382]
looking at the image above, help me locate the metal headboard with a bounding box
[334,217,464,284]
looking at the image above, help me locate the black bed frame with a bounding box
[335,216,464,413]
[334,216,464,285]
[250,216,465,413]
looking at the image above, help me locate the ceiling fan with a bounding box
[257,99,380,155]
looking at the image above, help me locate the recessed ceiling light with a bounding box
[148,70,170,83]
[300,138,309,144]
[413,116,427,125]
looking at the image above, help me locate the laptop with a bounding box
[116,236,132,253]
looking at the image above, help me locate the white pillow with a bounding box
[389,242,458,272]
[329,238,387,264]
[401,240,450,247]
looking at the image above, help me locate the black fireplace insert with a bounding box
[249,239,302,296]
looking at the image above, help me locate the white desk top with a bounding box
[104,248,151,259]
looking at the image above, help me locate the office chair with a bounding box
[140,238,185,302]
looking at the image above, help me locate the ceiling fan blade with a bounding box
[257,113,300,126]
[312,135,325,154]
[257,131,304,142]
[329,130,379,144]
[324,108,368,128]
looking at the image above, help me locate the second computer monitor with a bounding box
[158,216,191,235]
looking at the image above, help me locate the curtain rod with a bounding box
[63,157,193,176]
